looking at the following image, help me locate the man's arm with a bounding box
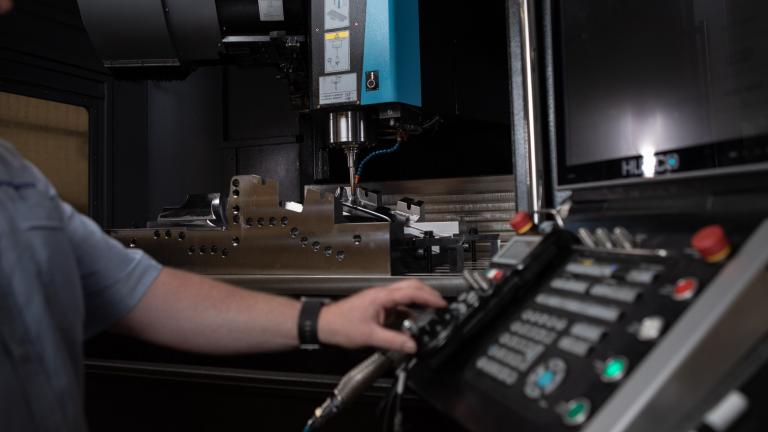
[114,267,446,354]
[3,142,445,354]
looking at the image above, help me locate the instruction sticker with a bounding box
[324,0,350,30]
[324,31,351,73]
[258,0,284,21]
[319,73,357,105]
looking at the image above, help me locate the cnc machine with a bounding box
[71,0,768,431]
[78,0,502,285]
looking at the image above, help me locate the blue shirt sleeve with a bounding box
[59,201,163,337]
[2,140,163,337]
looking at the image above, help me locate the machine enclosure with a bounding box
[311,0,422,109]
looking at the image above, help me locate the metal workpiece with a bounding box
[394,198,424,223]
[583,219,768,432]
[152,193,225,227]
[111,175,392,276]
[312,175,517,244]
[336,186,383,210]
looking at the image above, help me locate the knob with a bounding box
[510,212,534,235]
[692,225,732,263]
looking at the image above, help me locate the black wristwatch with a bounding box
[298,297,331,350]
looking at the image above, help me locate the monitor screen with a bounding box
[554,0,768,188]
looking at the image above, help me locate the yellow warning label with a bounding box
[325,31,350,40]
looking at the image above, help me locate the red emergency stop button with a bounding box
[510,212,534,235]
[672,277,699,301]
[692,225,732,263]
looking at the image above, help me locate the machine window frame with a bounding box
[0,61,110,225]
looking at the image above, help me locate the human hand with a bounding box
[317,279,447,353]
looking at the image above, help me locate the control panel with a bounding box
[406,224,729,432]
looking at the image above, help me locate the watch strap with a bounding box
[298,297,330,350]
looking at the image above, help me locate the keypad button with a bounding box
[589,283,641,303]
[487,344,532,371]
[565,262,617,278]
[625,268,660,285]
[569,322,606,343]
[672,277,699,301]
[520,309,569,331]
[465,291,480,307]
[510,321,558,345]
[550,278,590,294]
[557,336,592,357]
[535,294,622,322]
[524,358,568,399]
[450,302,469,318]
[637,316,665,342]
[498,333,545,363]
[475,356,520,385]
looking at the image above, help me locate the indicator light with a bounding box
[561,398,591,426]
[600,356,628,383]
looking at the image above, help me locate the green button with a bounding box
[602,356,628,382]
[566,402,585,419]
[562,398,591,426]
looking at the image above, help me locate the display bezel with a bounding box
[550,0,768,191]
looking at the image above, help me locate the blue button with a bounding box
[537,370,555,388]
